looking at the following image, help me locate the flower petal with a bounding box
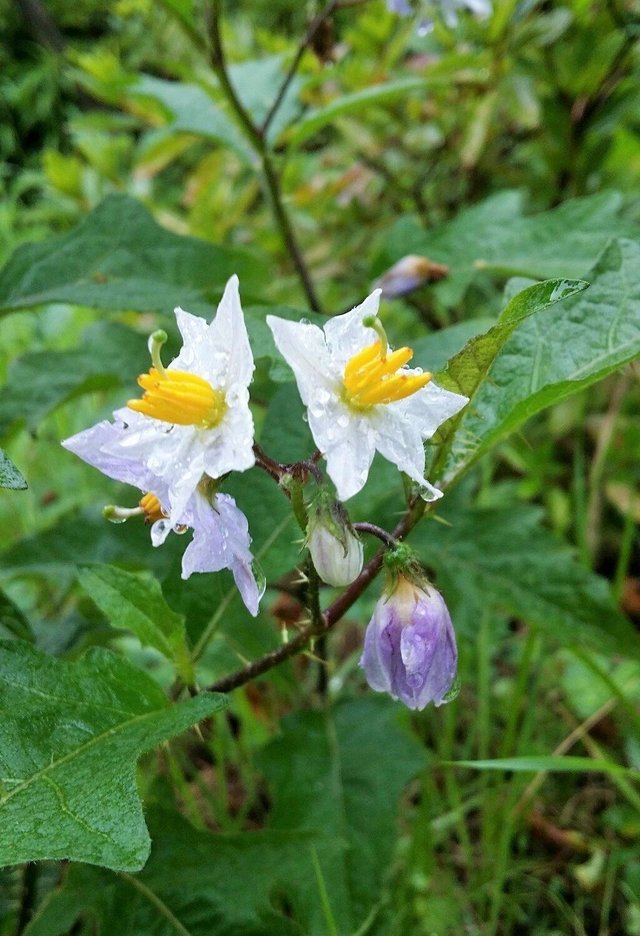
[373,405,427,490]
[398,379,469,440]
[266,315,335,404]
[206,275,255,389]
[307,403,376,501]
[323,290,382,365]
[181,493,262,616]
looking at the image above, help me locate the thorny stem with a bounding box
[206,0,323,313]
[206,495,428,694]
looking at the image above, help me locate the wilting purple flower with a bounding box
[386,0,491,27]
[360,576,457,709]
[62,417,263,616]
[387,0,413,13]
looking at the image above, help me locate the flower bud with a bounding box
[360,575,457,710]
[308,522,364,587]
[306,494,363,587]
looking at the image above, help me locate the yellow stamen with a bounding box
[139,492,166,524]
[128,367,226,427]
[342,336,432,410]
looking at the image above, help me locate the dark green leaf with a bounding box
[258,698,426,931]
[0,195,267,317]
[25,811,331,936]
[411,502,640,660]
[381,191,635,306]
[0,641,227,870]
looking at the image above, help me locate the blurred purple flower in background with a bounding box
[360,575,457,710]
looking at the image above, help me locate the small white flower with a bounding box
[99,274,255,522]
[267,291,468,502]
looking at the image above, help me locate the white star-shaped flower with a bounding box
[94,275,255,520]
[267,290,468,501]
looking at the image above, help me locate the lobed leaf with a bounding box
[0,641,226,871]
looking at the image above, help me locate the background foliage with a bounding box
[1,0,640,933]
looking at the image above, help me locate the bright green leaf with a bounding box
[78,565,193,683]
[448,756,635,777]
[444,238,640,479]
[0,641,226,871]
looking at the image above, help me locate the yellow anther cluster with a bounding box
[138,493,165,524]
[342,341,432,409]
[128,368,226,428]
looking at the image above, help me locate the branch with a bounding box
[260,0,339,138]
[206,495,427,694]
[206,0,324,313]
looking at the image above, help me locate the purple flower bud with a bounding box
[360,576,457,710]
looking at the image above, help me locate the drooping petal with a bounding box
[360,600,394,694]
[266,316,336,404]
[373,405,427,491]
[181,492,262,616]
[323,290,382,366]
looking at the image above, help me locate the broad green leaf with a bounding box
[25,811,331,936]
[288,77,431,146]
[380,191,635,306]
[0,194,267,317]
[0,641,226,870]
[448,756,635,777]
[0,322,146,436]
[444,238,640,480]
[131,75,253,163]
[78,565,193,683]
[258,697,426,932]
[0,450,26,489]
[432,277,587,458]
[411,502,640,660]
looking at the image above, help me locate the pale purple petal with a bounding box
[181,493,262,616]
[360,580,457,710]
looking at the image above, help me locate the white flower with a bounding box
[99,275,255,522]
[62,418,264,616]
[267,291,468,502]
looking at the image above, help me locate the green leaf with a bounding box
[0,194,267,317]
[0,641,226,871]
[0,587,34,642]
[444,239,640,479]
[228,56,302,145]
[448,756,635,778]
[433,277,587,457]
[411,317,494,374]
[0,322,147,436]
[131,75,253,163]
[25,811,332,936]
[78,565,193,683]
[411,501,640,660]
[0,449,26,489]
[381,191,636,306]
[258,698,426,932]
[288,77,431,146]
